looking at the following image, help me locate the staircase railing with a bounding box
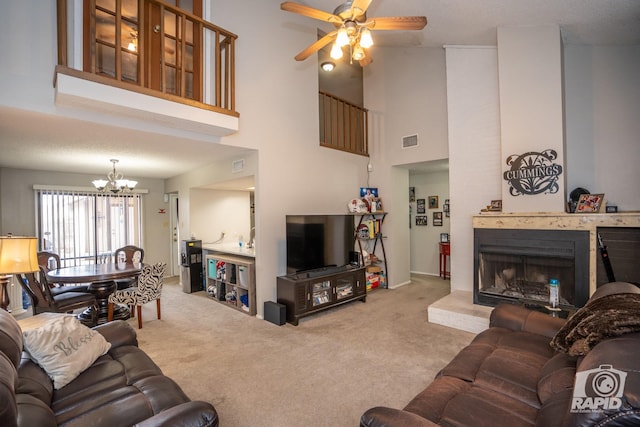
[319,91,368,156]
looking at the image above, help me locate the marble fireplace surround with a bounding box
[429,212,640,333]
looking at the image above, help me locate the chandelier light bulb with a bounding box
[330,42,344,60]
[359,28,373,48]
[336,27,350,47]
[352,45,366,61]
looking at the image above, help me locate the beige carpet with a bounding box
[124,275,475,427]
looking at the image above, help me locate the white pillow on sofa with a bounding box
[22,315,111,389]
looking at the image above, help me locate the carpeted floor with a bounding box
[128,274,475,427]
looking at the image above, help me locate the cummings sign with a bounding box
[571,364,627,413]
[503,149,562,196]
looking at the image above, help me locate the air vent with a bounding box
[402,134,418,149]
[232,159,244,173]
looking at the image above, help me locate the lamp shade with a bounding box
[0,236,39,274]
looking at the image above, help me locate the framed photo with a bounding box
[415,216,428,226]
[433,212,443,226]
[409,187,415,202]
[576,193,604,213]
[428,196,438,209]
[440,233,449,243]
[490,200,502,211]
[417,198,426,214]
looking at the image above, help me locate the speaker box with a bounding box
[264,301,286,326]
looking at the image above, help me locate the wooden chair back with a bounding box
[37,251,62,273]
[18,268,57,312]
[115,245,144,264]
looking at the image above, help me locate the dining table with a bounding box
[47,262,143,325]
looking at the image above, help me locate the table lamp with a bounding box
[0,235,38,311]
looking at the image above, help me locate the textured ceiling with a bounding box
[1,0,638,182]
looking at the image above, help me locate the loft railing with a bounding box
[56,0,237,117]
[319,91,368,156]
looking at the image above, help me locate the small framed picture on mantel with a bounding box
[576,193,604,213]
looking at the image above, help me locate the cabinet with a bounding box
[205,254,256,316]
[277,266,366,325]
[354,212,388,289]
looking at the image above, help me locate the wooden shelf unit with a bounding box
[205,254,256,316]
[354,212,388,288]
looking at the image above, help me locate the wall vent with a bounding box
[402,134,419,149]
[232,159,244,173]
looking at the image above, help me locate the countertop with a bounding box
[202,242,255,258]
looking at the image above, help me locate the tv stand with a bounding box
[277,266,366,325]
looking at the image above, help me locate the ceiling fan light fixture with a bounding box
[336,27,350,47]
[321,61,336,71]
[359,28,373,48]
[330,42,344,60]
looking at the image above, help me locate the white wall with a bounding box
[445,46,501,293]
[190,189,251,245]
[497,26,566,213]
[565,45,640,211]
[409,171,450,275]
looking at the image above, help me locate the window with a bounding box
[37,189,142,266]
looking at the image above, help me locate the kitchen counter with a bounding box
[202,242,255,258]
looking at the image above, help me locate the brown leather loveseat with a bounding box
[0,309,218,427]
[361,281,640,427]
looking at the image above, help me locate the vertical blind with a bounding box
[36,188,142,266]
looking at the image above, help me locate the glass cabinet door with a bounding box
[311,280,331,306]
[336,277,354,300]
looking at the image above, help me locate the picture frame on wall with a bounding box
[433,212,443,226]
[416,216,428,226]
[440,233,449,243]
[576,193,605,213]
[417,198,426,214]
[409,187,415,202]
[428,196,439,209]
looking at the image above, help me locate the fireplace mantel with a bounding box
[473,212,640,295]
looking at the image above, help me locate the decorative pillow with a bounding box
[22,315,111,389]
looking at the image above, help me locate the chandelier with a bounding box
[329,22,373,63]
[92,159,137,193]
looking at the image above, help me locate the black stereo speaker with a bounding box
[264,301,286,326]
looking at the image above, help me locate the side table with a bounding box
[439,242,450,279]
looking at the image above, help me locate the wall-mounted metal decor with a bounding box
[503,149,563,196]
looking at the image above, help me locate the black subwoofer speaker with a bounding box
[264,301,286,326]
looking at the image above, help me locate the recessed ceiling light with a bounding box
[321,61,335,72]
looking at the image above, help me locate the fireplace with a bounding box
[474,229,590,309]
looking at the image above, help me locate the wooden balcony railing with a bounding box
[56,0,237,117]
[319,91,368,156]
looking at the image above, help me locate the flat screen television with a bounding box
[286,214,355,274]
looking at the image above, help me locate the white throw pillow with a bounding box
[22,315,111,389]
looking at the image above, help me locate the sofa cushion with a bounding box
[22,316,111,389]
[536,352,577,405]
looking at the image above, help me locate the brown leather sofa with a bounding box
[361,281,640,427]
[0,310,218,427]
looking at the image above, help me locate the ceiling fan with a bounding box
[280,0,427,66]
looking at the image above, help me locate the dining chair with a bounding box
[107,262,166,329]
[18,267,98,326]
[37,251,90,295]
[114,245,145,289]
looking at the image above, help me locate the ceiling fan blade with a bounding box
[350,0,372,18]
[294,31,337,61]
[368,16,427,31]
[280,2,342,24]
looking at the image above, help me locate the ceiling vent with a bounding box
[402,134,419,149]
[232,159,244,173]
